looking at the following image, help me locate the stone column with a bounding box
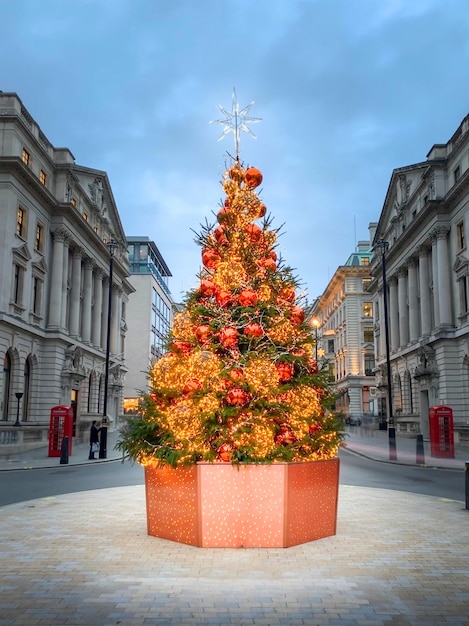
[397,268,409,347]
[69,248,82,338]
[435,226,452,326]
[60,237,70,329]
[378,288,385,358]
[389,276,399,351]
[81,259,94,343]
[48,229,66,328]
[417,245,432,337]
[110,287,121,355]
[431,234,440,329]
[407,257,419,342]
[101,277,110,351]
[92,269,103,347]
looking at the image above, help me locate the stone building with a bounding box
[310,228,378,422]
[0,92,134,453]
[122,236,178,414]
[371,113,469,442]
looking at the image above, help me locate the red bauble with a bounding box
[268,249,277,262]
[215,288,233,307]
[244,167,263,189]
[275,424,297,446]
[200,279,217,297]
[214,225,228,245]
[309,422,322,436]
[217,442,233,462]
[258,257,277,272]
[276,362,295,382]
[202,248,221,270]
[279,286,296,303]
[195,324,210,344]
[183,378,202,394]
[229,368,244,381]
[219,326,239,348]
[225,387,251,406]
[229,165,244,182]
[307,358,319,373]
[258,202,267,217]
[238,289,258,307]
[172,340,192,356]
[245,223,263,243]
[290,306,305,325]
[244,322,264,338]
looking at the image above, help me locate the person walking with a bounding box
[89,420,100,460]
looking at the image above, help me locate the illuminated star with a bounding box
[210,88,262,159]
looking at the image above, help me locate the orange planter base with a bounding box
[144,459,339,548]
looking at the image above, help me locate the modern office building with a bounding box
[310,227,378,421]
[123,237,178,414]
[371,113,469,442]
[0,92,134,453]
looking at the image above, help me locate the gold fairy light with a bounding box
[244,358,279,393]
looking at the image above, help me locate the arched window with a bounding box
[23,357,31,421]
[2,353,11,421]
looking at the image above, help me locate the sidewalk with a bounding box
[343,425,469,470]
[1,425,468,471]
[0,429,122,471]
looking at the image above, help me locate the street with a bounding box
[0,447,465,507]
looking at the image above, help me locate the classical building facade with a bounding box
[123,236,178,414]
[371,113,469,442]
[0,92,134,453]
[311,228,378,421]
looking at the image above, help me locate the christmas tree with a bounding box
[118,95,343,468]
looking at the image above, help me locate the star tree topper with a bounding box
[210,88,262,160]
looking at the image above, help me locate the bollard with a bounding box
[60,435,69,465]
[416,434,425,465]
[466,462,469,511]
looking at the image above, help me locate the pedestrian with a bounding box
[89,420,100,460]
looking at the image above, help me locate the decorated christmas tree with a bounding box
[118,94,343,468]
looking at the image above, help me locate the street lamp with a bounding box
[13,392,23,427]
[375,239,397,461]
[101,239,118,459]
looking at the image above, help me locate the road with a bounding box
[0,448,466,507]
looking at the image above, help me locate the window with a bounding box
[327,339,335,354]
[70,197,77,208]
[458,275,469,315]
[362,277,371,292]
[22,148,30,166]
[12,263,24,306]
[16,207,26,238]
[360,257,370,266]
[454,166,461,183]
[457,221,465,251]
[363,327,374,343]
[39,169,47,186]
[362,302,373,318]
[364,355,375,376]
[35,223,44,253]
[32,276,43,316]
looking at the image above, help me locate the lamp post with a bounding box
[101,240,118,459]
[13,392,23,427]
[375,239,397,461]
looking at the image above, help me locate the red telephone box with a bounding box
[429,405,455,458]
[48,405,74,457]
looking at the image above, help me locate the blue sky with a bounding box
[2,0,469,302]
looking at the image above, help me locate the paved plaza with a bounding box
[1,430,469,625]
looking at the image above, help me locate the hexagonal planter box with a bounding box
[144,458,339,548]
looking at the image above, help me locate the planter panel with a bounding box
[145,459,339,548]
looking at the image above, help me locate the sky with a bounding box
[2,0,469,302]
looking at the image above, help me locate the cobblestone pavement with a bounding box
[1,483,469,625]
